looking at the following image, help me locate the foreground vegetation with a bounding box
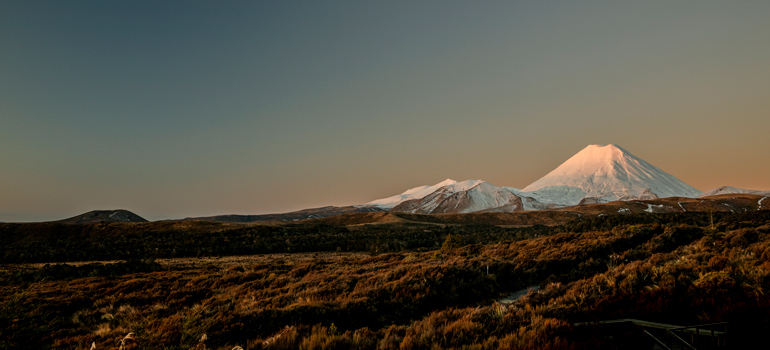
[1,211,769,349]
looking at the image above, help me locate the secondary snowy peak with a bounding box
[391,180,523,214]
[521,144,701,206]
[365,179,458,209]
[440,179,485,192]
[699,186,770,197]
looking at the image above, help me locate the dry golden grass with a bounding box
[3,211,770,349]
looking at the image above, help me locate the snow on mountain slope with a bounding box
[699,186,770,197]
[521,144,701,206]
[365,179,457,209]
[439,179,485,192]
[504,187,557,210]
[391,180,523,214]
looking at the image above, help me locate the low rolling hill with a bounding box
[54,209,147,224]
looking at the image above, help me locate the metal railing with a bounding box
[574,319,728,349]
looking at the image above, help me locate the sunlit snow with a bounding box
[519,144,701,206]
[395,180,522,214]
[365,179,457,208]
[363,144,710,213]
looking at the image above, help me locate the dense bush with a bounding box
[0,221,557,263]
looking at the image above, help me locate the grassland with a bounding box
[1,208,769,349]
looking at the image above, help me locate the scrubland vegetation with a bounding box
[2,211,770,349]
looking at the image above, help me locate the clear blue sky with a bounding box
[2,1,769,221]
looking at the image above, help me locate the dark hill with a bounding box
[55,209,147,224]
[307,210,580,227]
[553,194,768,216]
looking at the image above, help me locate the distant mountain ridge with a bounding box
[51,144,767,223]
[185,205,385,223]
[699,186,770,198]
[183,144,765,220]
[366,144,704,215]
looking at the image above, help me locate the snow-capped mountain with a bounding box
[391,180,523,214]
[362,144,703,214]
[365,179,457,209]
[699,186,770,197]
[520,144,702,206]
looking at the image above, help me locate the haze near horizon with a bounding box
[2,2,769,222]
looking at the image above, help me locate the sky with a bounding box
[2,1,769,222]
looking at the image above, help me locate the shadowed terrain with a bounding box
[1,196,768,349]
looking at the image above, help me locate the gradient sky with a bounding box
[2,1,769,222]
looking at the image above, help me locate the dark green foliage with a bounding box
[440,233,464,252]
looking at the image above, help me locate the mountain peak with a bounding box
[391,180,522,214]
[521,144,701,205]
[444,179,485,192]
[586,143,622,150]
[366,179,458,208]
[570,144,635,166]
[587,143,622,149]
[435,178,458,187]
